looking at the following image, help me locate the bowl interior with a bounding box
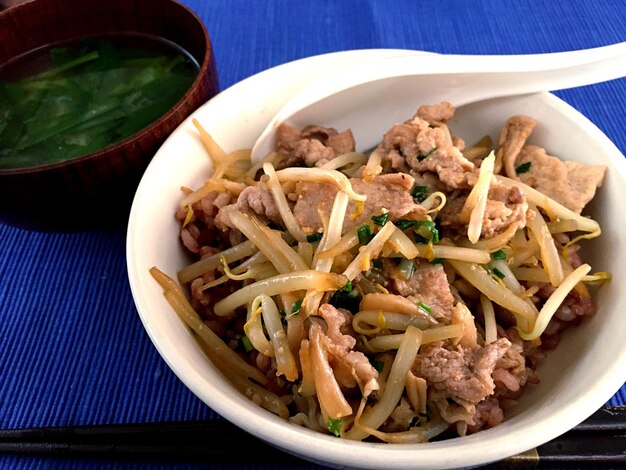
[127,51,626,469]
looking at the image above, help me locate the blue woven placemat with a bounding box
[1,0,625,468]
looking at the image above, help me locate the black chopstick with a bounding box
[488,406,626,468]
[0,419,304,464]
[1,407,624,466]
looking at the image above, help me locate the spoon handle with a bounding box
[403,41,626,98]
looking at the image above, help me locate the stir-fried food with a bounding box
[151,102,609,442]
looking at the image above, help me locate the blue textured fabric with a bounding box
[1,0,625,468]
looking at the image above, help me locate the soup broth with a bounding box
[0,34,199,169]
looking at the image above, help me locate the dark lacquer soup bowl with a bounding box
[0,0,219,230]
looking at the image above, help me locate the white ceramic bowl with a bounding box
[126,50,626,469]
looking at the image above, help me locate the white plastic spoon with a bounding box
[251,42,626,162]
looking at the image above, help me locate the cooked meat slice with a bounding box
[214,185,283,230]
[438,181,527,238]
[377,103,475,188]
[290,139,335,168]
[410,171,448,194]
[391,260,455,322]
[325,128,356,156]
[318,303,356,350]
[175,190,233,227]
[496,115,537,177]
[515,145,606,214]
[177,191,236,252]
[276,123,356,168]
[369,171,414,191]
[334,350,380,397]
[180,226,201,253]
[410,146,476,189]
[317,304,379,396]
[377,123,418,172]
[276,122,301,152]
[480,183,527,237]
[293,173,426,233]
[417,101,455,124]
[414,338,511,405]
[381,125,475,189]
[452,136,466,151]
[494,341,527,393]
[308,322,353,418]
[237,186,282,223]
[467,397,505,433]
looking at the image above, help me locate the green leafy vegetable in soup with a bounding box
[0,35,198,169]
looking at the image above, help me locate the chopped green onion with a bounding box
[371,212,390,227]
[515,162,532,174]
[340,280,353,292]
[417,300,432,314]
[396,219,417,231]
[430,257,444,264]
[490,249,507,261]
[241,336,254,352]
[306,232,323,243]
[411,185,429,203]
[327,417,342,437]
[357,224,372,244]
[414,220,440,244]
[371,259,384,269]
[417,147,437,161]
[291,299,303,315]
[492,267,506,279]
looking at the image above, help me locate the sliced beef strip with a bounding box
[215,185,283,230]
[376,102,476,189]
[515,144,606,214]
[178,191,236,253]
[417,101,456,125]
[438,181,527,238]
[276,123,356,169]
[493,337,529,394]
[390,260,456,323]
[413,338,511,405]
[235,185,282,223]
[377,123,418,173]
[293,173,426,233]
[317,304,379,396]
[496,115,537,177]
[467,397,505,433]
[410,146,476,190]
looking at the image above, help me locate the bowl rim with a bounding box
[126,49,626,469]
[0,0,214,175]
